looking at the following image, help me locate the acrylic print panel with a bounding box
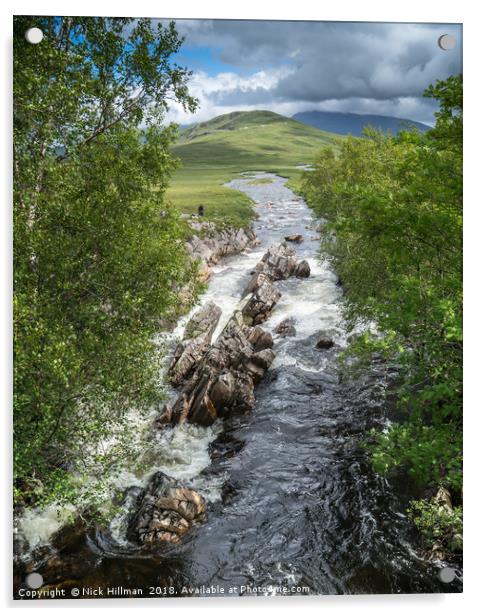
[13,16,462,599]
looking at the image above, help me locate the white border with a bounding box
[1,1,479,614]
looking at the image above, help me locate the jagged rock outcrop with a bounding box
[241,279,281,325]
[168,302,222,386]
[186,220,259,282]
[128,472,206,546]
[159,243,312,427]
[158,311,275,427]
[254,242,300,280]
[242,270,270,298]
[242,243,311,295]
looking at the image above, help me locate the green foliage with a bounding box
[13,17,200,508]
[166,167,255,228]
[371,423,462,491]
[408,498,463,554]
[302,76,462,506]
[247,178,274,186]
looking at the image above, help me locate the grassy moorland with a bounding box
[167,110,340,227]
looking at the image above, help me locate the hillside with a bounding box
[167,110,340,226]
[179,109,293,141]
[292,110,430,136]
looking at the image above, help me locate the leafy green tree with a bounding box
[302,75,462,550]
[13,16,200,507]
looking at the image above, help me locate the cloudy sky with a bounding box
[163,20,462,126]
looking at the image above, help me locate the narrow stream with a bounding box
[16,172,459,597]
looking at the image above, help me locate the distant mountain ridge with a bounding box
[292,110,430,136]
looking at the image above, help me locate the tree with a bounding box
[302,75,462,552]
[13,16,200,507]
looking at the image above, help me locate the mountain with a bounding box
[177,109,337,146]
[168,110,340,227]
[173,110,339,171]
[178,109,292,141]
[292,110,430,137]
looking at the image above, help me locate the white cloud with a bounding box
[165,65,295,125]
[165,69,437,126]
[162,20,462,126]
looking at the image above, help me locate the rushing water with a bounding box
[15,172,461,597]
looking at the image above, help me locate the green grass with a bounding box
[247,178,274,186]
[166,110,341,227]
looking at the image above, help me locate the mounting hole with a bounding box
[438,566,456,583]
[25,572,44,589]
[438,34,456,51]
[25,27,44,44]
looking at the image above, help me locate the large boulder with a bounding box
[248,325,274,351]
[256,242,300,280]
[295,260,311,278]
[242,271,270,298]
[184,301,222,339]
[128,472,206,546]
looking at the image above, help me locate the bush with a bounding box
[408,497,463,555]
[302,75,462,542]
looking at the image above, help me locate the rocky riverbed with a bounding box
[186,219,259,283]
[14,172,462,598]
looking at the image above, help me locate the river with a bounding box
[15,172,460,597]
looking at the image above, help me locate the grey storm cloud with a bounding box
[160,19,462,124]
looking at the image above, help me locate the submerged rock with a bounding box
[14,517,94,588]
[316,335,335,350]
[274,317,297,338]
[285,234,303,243]
[295,259,311,278]
[128,472,206,546]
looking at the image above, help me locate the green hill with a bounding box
[167,110,341,227]
[180,109,297,141]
